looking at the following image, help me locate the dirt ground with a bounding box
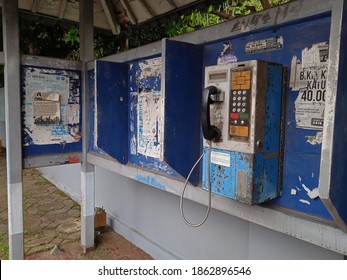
[25,227,153,260]
[0,150,153,260]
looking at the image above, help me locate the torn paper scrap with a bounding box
[289,56,306,91]
[301,42,328,68]
[307,188,319,200]
[299,199,311,205]
[306,132,323,145]
[298,176,319,199]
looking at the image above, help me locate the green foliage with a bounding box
[271,0,290,4]
[128,25,166,49]
[93,31,129,58]
[163,0,273,38]
[19,16,78,59]
[15,0,293,60]
[64,27,80,46]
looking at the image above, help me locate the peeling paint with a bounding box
[291,189,297,195]
[130,135,137,155]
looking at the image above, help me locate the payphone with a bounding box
[201,60,284,204]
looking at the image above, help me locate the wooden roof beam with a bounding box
[31,0,39,13]
[119,0,137,24]
[166,0,178,9]
[139,0,156,17]
[100,0,121,34]
[59,0,68,18]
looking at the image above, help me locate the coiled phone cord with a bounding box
[180,141,212,227]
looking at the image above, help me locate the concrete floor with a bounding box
[0,149,153,260]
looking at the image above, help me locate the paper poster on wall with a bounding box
[137,89,162,158]
[290,42,328,130]
[22,67,81,146]
[32,92,60,125]
[134,57,163,159]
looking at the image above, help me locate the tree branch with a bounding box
[211,10,234,21]
[260,0,273,9]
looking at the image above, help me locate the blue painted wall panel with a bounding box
[95,61,128,164]
[163,39,203,185]
[328,3,347,226]
[88,12,335,222]
[202,14,332,220]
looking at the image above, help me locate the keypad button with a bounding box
[230,113,239,120]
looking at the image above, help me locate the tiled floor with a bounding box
[0,150,153,260]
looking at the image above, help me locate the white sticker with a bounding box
[245,36,283,54]
[211,151,230,167]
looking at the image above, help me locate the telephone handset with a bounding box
[201,86,222,141]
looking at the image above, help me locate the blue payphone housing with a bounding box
[201,60,284,204]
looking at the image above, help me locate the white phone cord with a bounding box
[180,141,212,227]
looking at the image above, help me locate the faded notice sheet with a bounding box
[22,66,81,146]
[32,92,60,125]
[290,42,328,130]
[137,89,162,159]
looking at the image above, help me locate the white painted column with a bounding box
[79,0,95,252]
[2,0,24,259]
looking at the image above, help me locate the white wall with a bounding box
[0,88,6,147]
[39,164,343,260]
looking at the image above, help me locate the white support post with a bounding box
[2,0,24,259]
[79,0,95,253]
